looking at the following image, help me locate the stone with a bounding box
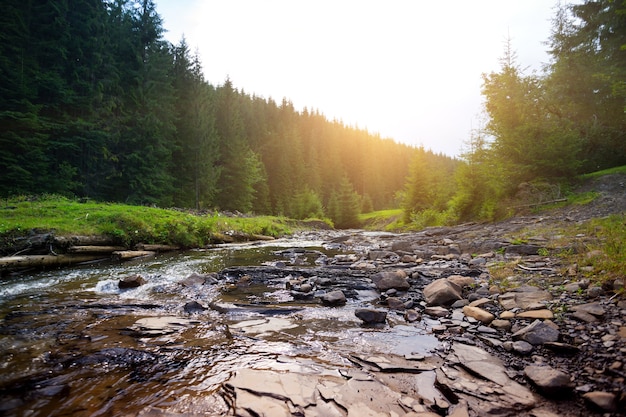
[513,341,534,355]
[355,308,387,324]
[371,270,410,291]
[524,365,574,395]
[512,320,560,345]
[571,302,605,317]
[462,305,495,324]
[491,319,512,331]
[183,301,206,313]
[118,274,146,289]
[505,244,540,255]
[404,309,421,322]
[446,275,475,288]
[320,290,346,306]
[423,278,462,306]
[424,306,450,318]
[572,310,598,323]
[500,311,516,319]
[582,391,618,411]
[517,309,554,319]
[500,287,552,309]
[386,296,406,310]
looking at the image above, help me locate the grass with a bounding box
[579,165,626,180]
[358,209,404,231]
[0,195,293,249]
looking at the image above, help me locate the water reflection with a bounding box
[0,237,439,416]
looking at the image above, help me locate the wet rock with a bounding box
[183,301,206,313]
[355,308,387,324]
[371,270,410,291]
[424,306,449,318]
[423,278,462,306]
[512,320,560,345]
[320,290,346,306]
[582,391,618,411]
[118,274,146,289]
[404,309,422,322]
[462,305,494,324]
[386,296,406,310]
[179,272,210,287]
[524,365,574,395]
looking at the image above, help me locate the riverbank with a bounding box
[0,173,624,416]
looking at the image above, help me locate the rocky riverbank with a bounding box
[199,173,625,416]
[0,174,624,416]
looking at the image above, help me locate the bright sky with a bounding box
[156,0,567,157]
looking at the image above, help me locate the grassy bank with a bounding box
[0,195,293,249]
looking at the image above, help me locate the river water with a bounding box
[0,234,440,416]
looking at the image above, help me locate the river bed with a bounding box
[0,234,440,416]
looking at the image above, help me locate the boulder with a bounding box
[118,274,146,289]
[424,278,462,306]
[355,308,387,324]
[512,320,560,345]
[320,290,346,306]
[371,270,410,291]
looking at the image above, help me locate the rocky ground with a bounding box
[1,174,624,417]
[204,173,626,416]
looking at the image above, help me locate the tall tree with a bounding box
[545,0,626,171]
[171,41,220,209]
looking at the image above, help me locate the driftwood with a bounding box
[135,244,180,252]
[54,235,119,247]
[112,250,155,260]
[68,245,126,254]
[0,254,106,270]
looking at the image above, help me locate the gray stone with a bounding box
[404,309,421,322]
[386,296,406,310]
[423,278,463,306]
[320,290,346,306]
[524,365,574,395]
[513,340,534,355]
[512,320,560,345]
[183,301,206,313]
[355,308,387,324]
[371,270,410,291]
[118,274,146,289]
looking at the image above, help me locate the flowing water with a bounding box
[0,235,439,416]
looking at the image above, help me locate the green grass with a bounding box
[0,195,293,248]
[358,209,404,231]
[579,165,626,180]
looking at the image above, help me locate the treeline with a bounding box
[1,0,453,227]
[403,0,626,226]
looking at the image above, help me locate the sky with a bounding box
[155,0,568,157]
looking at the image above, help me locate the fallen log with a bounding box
[0,254,107,271]
[54,235,118,247]
[112,250,155,261]
[134,244,180,252]
[68,245,126,254]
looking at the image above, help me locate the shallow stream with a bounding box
[0,235,439,416]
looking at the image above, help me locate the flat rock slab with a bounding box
[499,287,552,310]
[524,365,574,395]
